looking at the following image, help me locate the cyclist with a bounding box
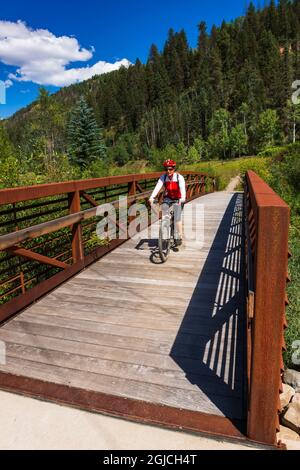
[149,159,186,246]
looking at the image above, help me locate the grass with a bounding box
[181,156,271,190]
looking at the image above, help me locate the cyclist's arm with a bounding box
[149,177,164,203]
[178,174,186,203]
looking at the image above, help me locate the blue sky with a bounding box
[0,0,263,119]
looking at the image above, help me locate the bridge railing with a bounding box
[0,172,216,323]
[245,171,290,446]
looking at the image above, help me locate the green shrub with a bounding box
[285,221,300,368]
[182,156,270,190]
[266,148,300,366]
[257,146,288,158]
[85,233,111,251]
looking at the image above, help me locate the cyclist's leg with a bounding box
[174,203,184,241]
[161,201,171,240]
[158,201,172,262]
[161,201,170,217]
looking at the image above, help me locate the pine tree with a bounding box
[164,29,190,91]
[67,96,106,168]
[147,44,172,106]
[245,2,259,35]
[278,41,294,112]
[127,59,148,128]
[278,0,292,41]
[177,30,191,88]
[258,30,282,107]
[195,60,211,139]
[198,21,209,55]
[267,0,279,35]
[209,46,224,109]
[237,59,266,114]
[163,28,176,69]
[294,33,300,80]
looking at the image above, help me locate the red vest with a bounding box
[164,174,181,200]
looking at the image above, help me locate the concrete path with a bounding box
[0,390,263,450]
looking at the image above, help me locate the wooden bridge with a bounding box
[0,172,290,447]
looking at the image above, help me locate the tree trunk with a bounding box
[293,118,296,144]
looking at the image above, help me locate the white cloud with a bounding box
[0,20,131,87]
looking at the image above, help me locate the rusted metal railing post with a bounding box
[12,202,26,294]
[246,172,290,445]
[186,174,191,199]
[203,176,207,194]
[127,181,137,233]
[68,190,84,264]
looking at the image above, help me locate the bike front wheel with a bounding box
[158,218,171,263]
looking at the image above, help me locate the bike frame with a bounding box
[156,200,179,263]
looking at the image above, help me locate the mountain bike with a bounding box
[153,200,180,263]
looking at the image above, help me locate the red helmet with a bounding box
[163,159,176,168]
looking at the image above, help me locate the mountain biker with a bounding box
[149,159,186,247]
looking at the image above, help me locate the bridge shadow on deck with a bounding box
[170,193,246,432]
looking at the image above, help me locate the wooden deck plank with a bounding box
[3,342,243,396]
[56,281,239,303]
[29,292,238,319]
[7,312,241,343]
[0,329,243,378]
[35,291,237,321]
[1,357,243,418]
[4,319,244,356]
[12,302,241,332]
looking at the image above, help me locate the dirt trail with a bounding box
[226,175,241,192]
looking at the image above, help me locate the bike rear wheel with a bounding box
[158,218,171,263]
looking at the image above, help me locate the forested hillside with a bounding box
[1,0,300,185]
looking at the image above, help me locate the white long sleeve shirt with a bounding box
[149,173,186,203]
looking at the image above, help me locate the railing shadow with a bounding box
[170,193,246,432]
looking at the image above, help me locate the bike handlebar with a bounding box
[152,199,183,205]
